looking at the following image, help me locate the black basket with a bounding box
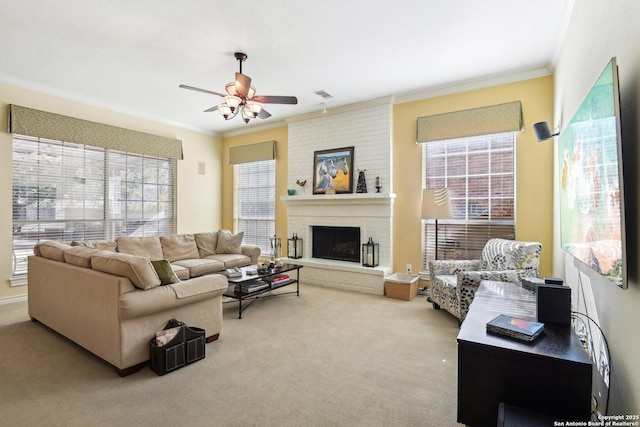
[150,319,205,376]
[184,325,206,364]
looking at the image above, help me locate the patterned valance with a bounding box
[416,101,524,143]
[7,105,183,159]
[229,140,276,165]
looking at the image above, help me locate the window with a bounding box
[234,159,276,254]
[422,132,516,270]
[11,135,176,281]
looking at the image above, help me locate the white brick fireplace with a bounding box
[282,98,395,294]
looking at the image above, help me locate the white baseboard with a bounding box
[0,295,28,305]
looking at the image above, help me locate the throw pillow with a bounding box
[195,231,219,257]
[151,259,181,285]
[216,230,243,254]
[71,240,95,248]
[91,252,161,290]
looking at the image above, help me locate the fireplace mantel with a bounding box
[281,192,395,204]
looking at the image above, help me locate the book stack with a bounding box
[264,274,291,286]
[237,279,269,294]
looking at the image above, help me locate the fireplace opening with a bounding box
[312,226,360,263]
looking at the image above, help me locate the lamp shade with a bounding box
[421,188,452,219]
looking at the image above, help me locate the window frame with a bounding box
[11,135,176,284]
[233,159,276,254]
[422,132,516,271]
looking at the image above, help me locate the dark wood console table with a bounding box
[457,280,592,427]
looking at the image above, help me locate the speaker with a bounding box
[536,284,571,324]
[522,277,544,292]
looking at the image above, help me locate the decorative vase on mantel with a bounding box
[356,170,367,193]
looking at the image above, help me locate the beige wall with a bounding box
[221,126,289,243]
[0,82,222,301]
[553,0,640,413]
[393,76,555,277]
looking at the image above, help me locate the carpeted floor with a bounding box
[0,283,463,427]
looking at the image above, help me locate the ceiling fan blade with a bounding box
[258,108,272,119]
[234,73,252,97]
[252,95,298,105]
[204,105,219,113]
[179,84,225,97]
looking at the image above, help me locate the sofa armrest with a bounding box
[241,245,261,264]
[429,259,482,282]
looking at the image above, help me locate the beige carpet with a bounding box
[0,283,463,427]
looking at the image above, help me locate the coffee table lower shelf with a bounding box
[223,264,302,319]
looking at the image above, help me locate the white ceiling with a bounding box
[0,0,573,136]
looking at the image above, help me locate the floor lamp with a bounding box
[421,188,452,301]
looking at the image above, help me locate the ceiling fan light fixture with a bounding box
[218,103,234,120]
[241,107,254,123]
[225,82,238,97]
[224,95,241,112]
[247,85,256,99]
[180,52,297,124]
[245,101,263,118]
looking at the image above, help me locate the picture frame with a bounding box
[312,146,354,194]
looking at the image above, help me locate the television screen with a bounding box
[558,57,626,288]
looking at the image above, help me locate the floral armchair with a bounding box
[428,238,542,323]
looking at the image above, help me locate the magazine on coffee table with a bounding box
[486,314,544,342]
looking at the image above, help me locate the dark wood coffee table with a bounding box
[223,263,302,319]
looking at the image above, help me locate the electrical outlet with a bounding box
[406,264,412,274]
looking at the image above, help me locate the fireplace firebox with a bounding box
[312,226,360,263]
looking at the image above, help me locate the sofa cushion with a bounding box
[172,264,190,281]
[34,241,72,262]
[195,231,219,257]
[91,252,161,290]
[160,234,200,262]
[64,246,100,268]
[171,258,225,277]
[204,253,251,269]
[216,230,243,254]
[116,236,164,260]
[150,259,181,285]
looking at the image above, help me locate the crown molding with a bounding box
[394,67,552,105]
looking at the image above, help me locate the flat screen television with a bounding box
[558,57,626,288]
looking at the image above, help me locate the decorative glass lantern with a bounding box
[362,237,379,267]
[287,233,303,259]
[270,235,282,264]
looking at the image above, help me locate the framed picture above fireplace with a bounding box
[313,146,354,194]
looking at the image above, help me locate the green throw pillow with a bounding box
[151,259,181,285]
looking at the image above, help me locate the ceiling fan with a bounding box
[179,52,298,123]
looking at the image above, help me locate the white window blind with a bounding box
[11,135,176,280]
[422,132,516,270]
[234,159,275,254]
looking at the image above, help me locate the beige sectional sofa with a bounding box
[28,231,260,376]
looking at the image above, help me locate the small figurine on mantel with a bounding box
[356,169,367,193]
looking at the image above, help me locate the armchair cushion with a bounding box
[480,238,542,275]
